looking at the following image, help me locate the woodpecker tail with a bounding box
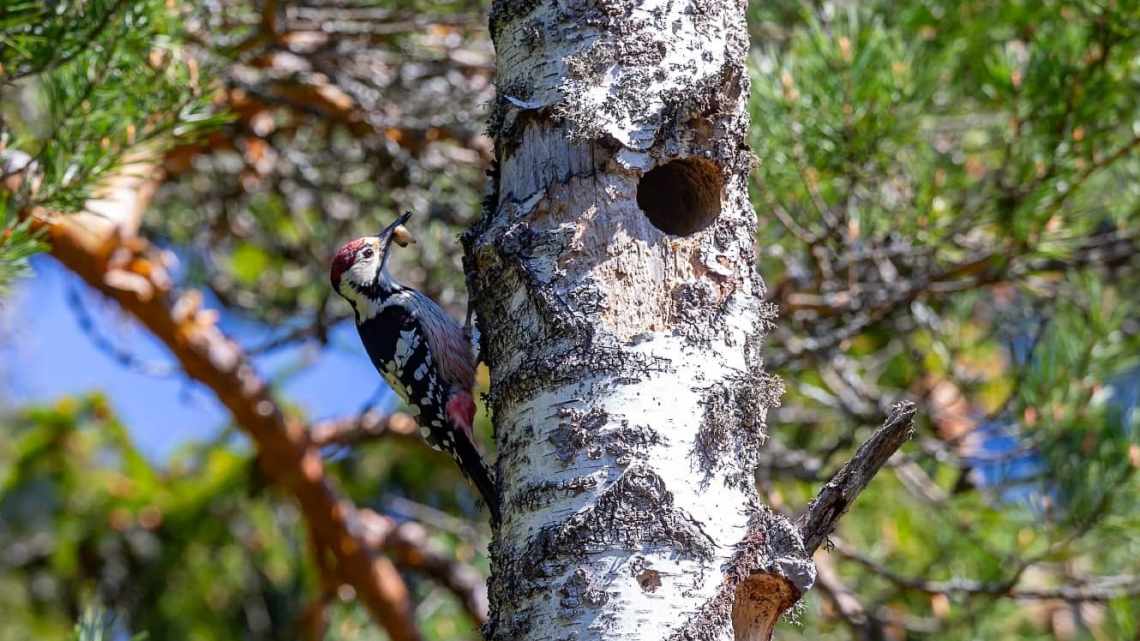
[452,431,501,526]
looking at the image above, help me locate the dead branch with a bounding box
[798,401,918,554]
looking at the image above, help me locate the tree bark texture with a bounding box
[464,1,816,640]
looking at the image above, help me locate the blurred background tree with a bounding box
[1,1,1137,640]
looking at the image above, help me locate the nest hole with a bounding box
[636,157,724,236]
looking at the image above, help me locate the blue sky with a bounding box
[1,256,393,460]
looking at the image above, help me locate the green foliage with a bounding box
[0,199,43,297]
[0,0,224,297]
[2,0,225,211]
[1,0,130,80]
[0,395,302,640]
[749,2,1140,639]
[0,395,485,640]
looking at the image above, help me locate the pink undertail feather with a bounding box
[446,391,476,440]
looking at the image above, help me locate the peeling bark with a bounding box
[464,1,815,639]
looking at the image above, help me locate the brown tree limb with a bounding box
[310,410,420,447]
[359,510,490,626]
[797,401,918,555]
[14,165,423,641]
[298,519,337,641]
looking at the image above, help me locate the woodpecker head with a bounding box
[330,212,416,306]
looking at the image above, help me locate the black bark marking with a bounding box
[518,467,716,572]
[488,467,719,639]
[695,371,784,487]
[488,0,544,43]
[670,281,724,345]
[548,406,610,463]
[494,467,716,601]
[549,408,663,466]
[511,475,599,513]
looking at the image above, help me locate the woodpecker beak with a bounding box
[391,224,416,247]
[380,211,413,237]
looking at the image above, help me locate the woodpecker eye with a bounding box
[361,247,374,260]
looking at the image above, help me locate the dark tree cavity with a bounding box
[637,157,725,236]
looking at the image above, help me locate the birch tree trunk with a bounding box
[464,1,816,639]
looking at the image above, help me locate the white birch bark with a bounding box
[464,1,816,639]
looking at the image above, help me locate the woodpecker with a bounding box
[330,212,499,524]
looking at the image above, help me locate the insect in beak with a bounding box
[391,225,416,247]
